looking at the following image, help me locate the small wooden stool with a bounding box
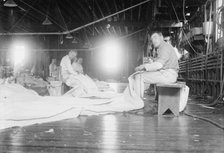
[157,82,185,116]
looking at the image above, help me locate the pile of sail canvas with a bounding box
[0,78,144,130]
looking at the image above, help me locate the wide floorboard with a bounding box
[0,85,223,153]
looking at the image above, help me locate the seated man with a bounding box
[60,51,98,96]
[60,50,78,87]
[49,59,58,78]
[133,30,179,98]
[72,57,84,74]
[70,57,98,95]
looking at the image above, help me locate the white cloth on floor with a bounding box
[0,77,144,130]
[65,74,98,95]
[179,85,189,112]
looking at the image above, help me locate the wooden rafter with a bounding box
[122,1,126,21]
[58,0,76,21]
[125,26,128,35]
[94,27,101,35]
[118,25,122,36]
[84,28,92,45]
[130,0,133,21]
[130,0,134,32]
[103,0,111,15]
[113,0,120,20]
[63,1,94,34]
[112,0,121,37]
[95,0,104,18]
[100,26,107,35]
[138,4,142,21]
[76,0,92,21]
[85,0,98,20]
[106,27,112,35]
[112,26,117,36]
[146,0,153,23]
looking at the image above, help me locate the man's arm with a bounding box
[135,57,158,72]
[155,45,170,66]
[64,58,78,75]
[144,62,163,71]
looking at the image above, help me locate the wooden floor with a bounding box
[0,85,224,152]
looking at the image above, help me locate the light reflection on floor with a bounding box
[102,115,118,152]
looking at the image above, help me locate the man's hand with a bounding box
[148,58,153,64]
[135,64,145,71]
[143,57,154,64]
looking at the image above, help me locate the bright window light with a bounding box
[13,45,26,66]
[99,39,123,73]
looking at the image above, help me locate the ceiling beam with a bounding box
[0,0,152,35]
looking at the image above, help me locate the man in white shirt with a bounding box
[134,31,179,98]
[60,50,78,87]
[164,36,182,60]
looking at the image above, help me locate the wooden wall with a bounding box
[0,34,144,81]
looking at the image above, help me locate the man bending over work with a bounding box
[133,30,179,98]
[60,50,78,87]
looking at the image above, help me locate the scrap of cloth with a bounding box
[0,76,143,130]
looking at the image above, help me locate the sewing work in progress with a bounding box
[0,0,223,152]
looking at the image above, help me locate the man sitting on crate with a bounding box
[133,30,179,99]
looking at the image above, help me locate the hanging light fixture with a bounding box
[42,0,52,25]
[66,33,73,39]
[42,16,52,25]
[4,0,18,7]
